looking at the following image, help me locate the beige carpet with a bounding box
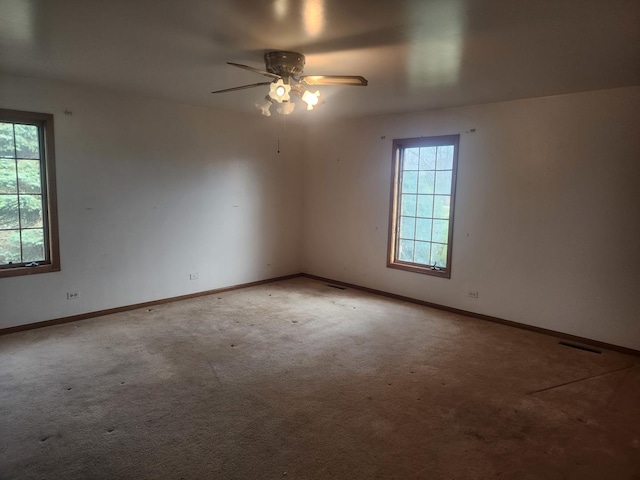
[1,277,639,479]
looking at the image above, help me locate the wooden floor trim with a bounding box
[0,273,303,336]
[2,271,637,357]
[301,273,640,357]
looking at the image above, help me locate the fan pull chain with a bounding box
[277,111,287,154]
[277,112,281,154]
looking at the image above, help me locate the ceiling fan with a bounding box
[211,51,368,116]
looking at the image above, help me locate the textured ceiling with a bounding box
[0,0,639,118]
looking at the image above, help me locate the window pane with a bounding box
[415,218,432,241]
[0,111,58,276]
[403,148,419,170]
[417,194,434,218]
[431,243,448,267]
[14,124,40,159]
[419,147,436,170]
[0,123,15,158]
[19,194,43,228]
[18,160,42,193]
[398,240,414,262]
[0,230,21,264]
[400,194,417,216]
[436,145,454,170]
[432,219,449,244]
[417,171,435,194]
[0,159,17,193]
[0,195,20,229]
[415,241,431,264]
[399,216,416,239]
[391,136,458,276]
[435,170,452,195]
[401,171,418,194]
[433,195,451,219]
[22,228,45,262]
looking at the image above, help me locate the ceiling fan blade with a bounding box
[227,62,281,79]
[299,75,368,87]
[211,82,271,94]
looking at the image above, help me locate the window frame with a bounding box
[0,108,60,278]
[387,134,460,278]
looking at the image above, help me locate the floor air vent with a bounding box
[559,341,601,354]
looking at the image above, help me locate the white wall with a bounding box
[2,74,638,350]
[302,87,640,350]
[0,73,304,329]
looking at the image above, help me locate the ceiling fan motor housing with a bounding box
[265,51,306,77]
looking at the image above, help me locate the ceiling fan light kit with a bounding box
[212,51,368,117]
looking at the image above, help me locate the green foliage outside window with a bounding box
[0,122,46,265]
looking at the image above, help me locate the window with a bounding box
[0,109,59,277]
[388,135,459,278]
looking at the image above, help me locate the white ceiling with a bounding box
[1,0,639,119]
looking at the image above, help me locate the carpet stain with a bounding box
[40,433,61,442]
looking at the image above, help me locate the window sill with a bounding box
[0,263,61,278]
[387,261,451,279]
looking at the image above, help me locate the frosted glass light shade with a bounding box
[255,96,273,116]
[302,90,320,110]
[277,101,296,115]
[269,79,291,103]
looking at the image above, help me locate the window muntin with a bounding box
[0,109,59,277]
[388,135,459,278]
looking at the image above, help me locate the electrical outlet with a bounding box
[468,291,478,299]
[67,292,80,300]
[190,272,199,280]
